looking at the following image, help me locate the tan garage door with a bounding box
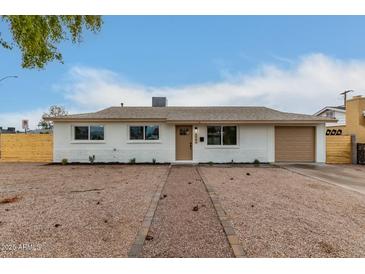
[275,126,315,162]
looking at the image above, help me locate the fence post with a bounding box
[351,134,357,164]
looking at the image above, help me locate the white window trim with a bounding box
[206,125,239,148]
[127,124,161,143]
[71,125,106,144]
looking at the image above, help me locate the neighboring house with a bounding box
[315,95,365,142]
[314,106,346,128]
[44,97,333,164]
[0,127,16,134]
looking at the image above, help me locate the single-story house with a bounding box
[45,97,334,163]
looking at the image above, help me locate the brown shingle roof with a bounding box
[45,106,335,123]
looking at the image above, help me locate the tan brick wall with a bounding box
[0,134,53,162]
[345,96,365,143]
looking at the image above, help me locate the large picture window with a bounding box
[207,126,237,146]
[129,125,159,141]
[74,125,104,141]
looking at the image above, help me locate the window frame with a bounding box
[206,125,239,148]
[127,124,161,143]
[71,125,105,143]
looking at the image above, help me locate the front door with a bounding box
[175,125,193,160]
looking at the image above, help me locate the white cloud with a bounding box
[59,53,365,114]
[0,108,45,131]
[2,53,365,130]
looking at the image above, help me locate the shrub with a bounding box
[152,158,156,164]
[208,161,213,166]
[61,158,68,165]
[129,158,136,164]
[89,155,96,164]
[253,159,260,166]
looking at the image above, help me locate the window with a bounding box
[75,126,89,140]
[207,126,237,146]
[179,127,189,135]
[223,126,237,145]
[145,125,159,140]
[326,110,335,118]
[74,125,104,141]
[90,126,104,140]
[207,126,221,145]
[129,125,159,141]
[130,126,144,140]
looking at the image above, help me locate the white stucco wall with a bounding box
[53,122,175,163]
[315,123,326,163]
[53,122,325,163]
[192,124,275,163]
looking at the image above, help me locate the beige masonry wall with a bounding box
[344,96,365,143]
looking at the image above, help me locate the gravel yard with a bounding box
[0,163,168,257]
[200,165,365,258]
[141,166,233,258]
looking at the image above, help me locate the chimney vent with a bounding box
[152,97,167,107]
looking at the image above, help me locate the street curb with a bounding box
[128,165,172,258]
[197,167,246,258]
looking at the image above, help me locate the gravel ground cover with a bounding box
[141,166,233,258]
[0,163,168,257]
[200,166,365,257]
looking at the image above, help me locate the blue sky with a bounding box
[2,16,365,129]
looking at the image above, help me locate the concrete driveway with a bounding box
[278,163,365,195]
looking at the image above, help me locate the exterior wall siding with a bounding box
[53,122,175,163]
[315,123,326,163]
[54,122,325,163]
[344,96,365,143]
[192,124,274,163]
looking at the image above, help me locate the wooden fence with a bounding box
[0,134,53,162]
[326,135,352,164]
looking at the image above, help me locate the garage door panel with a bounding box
[275,126,315,162]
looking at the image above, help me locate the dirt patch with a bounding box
[200,166,365,257]
[0,163,168,257]
[141,166,233,258]
[0,196,20,204]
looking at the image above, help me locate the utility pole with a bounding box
[340,90,354,109]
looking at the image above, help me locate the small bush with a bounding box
[89,155,96,164]
[129,158,136,164]
[208,161,213,166]
[61,158,68,165]
[253,159,260,166]
[152,158,156,164]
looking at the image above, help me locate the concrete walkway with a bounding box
[279,163,365,195]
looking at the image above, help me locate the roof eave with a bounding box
[48,118,335,123]
[314,107,346,116]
